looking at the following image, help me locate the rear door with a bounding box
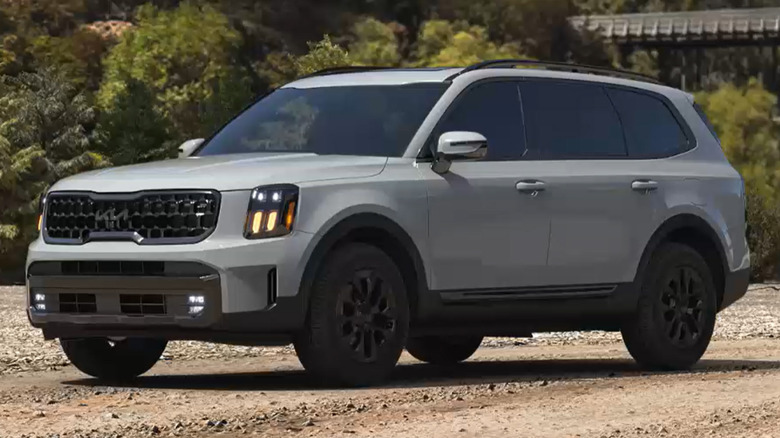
[519,80,669,285]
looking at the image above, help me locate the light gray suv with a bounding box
[26,60,750,386]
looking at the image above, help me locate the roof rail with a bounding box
[298,65,392,79]
[449,59,661,84]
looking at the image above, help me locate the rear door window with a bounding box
[607,88,690,158]
[520,81,627,159]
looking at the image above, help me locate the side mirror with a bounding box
[431,131,488,174]
[178,138,205,158]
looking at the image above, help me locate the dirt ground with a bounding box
[1,286,779,438]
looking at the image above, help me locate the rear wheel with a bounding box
[294,243,409,387]
[621,242,717,370]
[60,337,167,381]
[406,336,483,365]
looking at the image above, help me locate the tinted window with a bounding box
[435,81,527,161]
[521,81,626,159]
[197,84,448,157]
[608,88,689,158]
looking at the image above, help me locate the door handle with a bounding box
[516,180,546,195]
[631,180,659,192]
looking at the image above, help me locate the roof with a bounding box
[282,66,688,101]
[568,7,780,43]
[283,68,461,88]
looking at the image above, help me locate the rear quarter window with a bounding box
[607,88,691,158]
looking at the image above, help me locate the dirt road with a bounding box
[1,286,779,438]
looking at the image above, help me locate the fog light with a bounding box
[188,305,204,315]
[34,293,45,302]
[35,303,46,311]
[188,295,205,305]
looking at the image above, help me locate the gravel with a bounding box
[1,284,778,375]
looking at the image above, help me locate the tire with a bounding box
[294,242,410,387]
[60,337,167,381]
[621,242,718,370]
[406,336,483,365]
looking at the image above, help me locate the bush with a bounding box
[746,191,780,281]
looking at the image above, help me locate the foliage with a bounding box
[412,20,523,67]
[627,50,660,78]
[31,28,108,90]
[96,78,172,165]
[1,0,780,278]
[746,191,780,281]
[348,17,402,66]
[0,69,105,270]
[292,35,352,77]
[98,2,252,146]
[695,80,779,175]
[696,80,780,280]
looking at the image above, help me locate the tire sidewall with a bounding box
[298,243,410,386]
[630,243,718,369]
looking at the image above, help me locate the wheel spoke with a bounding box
[683,313,701,334]
[669,318,683,341]
[363,328,375,360]
[679,268,688,297]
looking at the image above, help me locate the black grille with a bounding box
[59,293,97,314]
[61,261,165,276]
[43,191,219,245]
[120,294,167,315]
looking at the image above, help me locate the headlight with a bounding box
[37,192,47,233]
[244,185,299,239]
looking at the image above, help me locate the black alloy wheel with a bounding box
[336,269,398,363]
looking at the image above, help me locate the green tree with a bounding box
[432,0,612,64]
[262,35,351,87]
[96,78,172,166]
[348,17,402,66]
[98,2,252,147]
[412,19,523,67]
[696,80,780,279]
[31,28,108,90]
[0,69,105,270]
[292,35,352,76]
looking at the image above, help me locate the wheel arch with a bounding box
[297,212,428,321]
[635,213,728,308]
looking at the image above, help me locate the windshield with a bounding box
[196,84,449,157]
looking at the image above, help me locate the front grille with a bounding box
[120,294,167,315]
[59,293,97,313]
[43,191,220,245]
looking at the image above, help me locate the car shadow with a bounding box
[62,357,780,391]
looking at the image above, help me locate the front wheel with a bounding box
[406,336,483,365]
[294,243,410,387]
[61,337,167,381]
[621,242,717,370]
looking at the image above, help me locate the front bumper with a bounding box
[26,191,316,342]
[26,261,308,344]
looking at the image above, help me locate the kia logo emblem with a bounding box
[95,208,130,230]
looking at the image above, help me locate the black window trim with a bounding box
[415,77,539,162]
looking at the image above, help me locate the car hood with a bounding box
[51,153,388,192]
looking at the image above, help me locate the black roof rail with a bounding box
[448,59,661,84]
[298,65,393,79]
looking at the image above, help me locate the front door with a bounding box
[420,80,551,291]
